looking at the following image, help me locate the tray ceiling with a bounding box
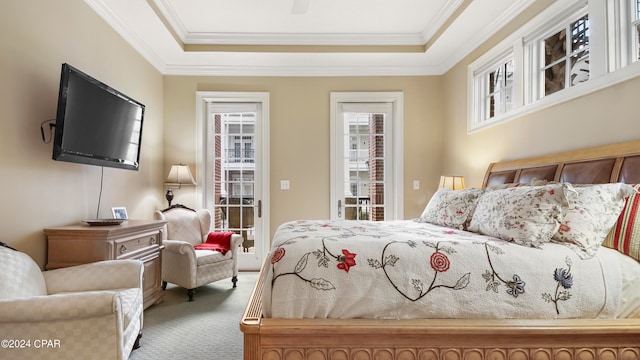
[85,0,534,76]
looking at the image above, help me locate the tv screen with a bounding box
[52,63,145,171]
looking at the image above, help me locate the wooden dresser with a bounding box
[44,220,167,309]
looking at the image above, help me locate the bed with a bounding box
[241,140,640,360]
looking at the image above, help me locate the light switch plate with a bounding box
[280,180,290,190]
[413,180,420,190]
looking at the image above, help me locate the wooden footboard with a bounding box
[241,259,640,360]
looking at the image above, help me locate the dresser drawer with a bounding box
[114,232,160,259]
[45,220,167,309]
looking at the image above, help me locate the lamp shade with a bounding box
[438,175,465,190]
[165,164,196,187]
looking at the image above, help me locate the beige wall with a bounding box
[7,0,636,267]
[163,76,444,238]
[1,0,165,267]
[442,0,640,188]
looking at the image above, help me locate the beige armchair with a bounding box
[154,204,243,301]
[0,245,143,360]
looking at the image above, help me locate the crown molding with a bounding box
[85,0,166,72]
[161,64,443,77]
[183,32,426,46]
[87,0,536,77]
[438,0,536,74]
[154,0,446,46]
[419,0,466,43]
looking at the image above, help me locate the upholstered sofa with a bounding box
[0,246,144,360]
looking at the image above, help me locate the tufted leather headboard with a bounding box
[483,140,640,187]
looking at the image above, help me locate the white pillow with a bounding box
[419,188,485,230]
[468,184,570,247]
[552,183,637,259]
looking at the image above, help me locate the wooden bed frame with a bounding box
[241,140,640,360]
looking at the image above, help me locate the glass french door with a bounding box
[197,93,269,271]
[330,92,404,221]
[212,109,255,245]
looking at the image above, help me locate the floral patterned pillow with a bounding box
[551,183,637,259]
[468,184,570,247]
[419,188,485,230]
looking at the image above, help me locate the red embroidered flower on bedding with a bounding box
[337,249,357,272]
[429,251,450,272]
[271,247,286,264]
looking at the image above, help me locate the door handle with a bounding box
[256,200,262,218]
[338,200,342,218]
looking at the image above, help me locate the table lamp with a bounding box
[438,175,465,190]
[164,164,196,207]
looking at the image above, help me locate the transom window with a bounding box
[542,14,590,96]
[469,51,518,130]
[486,59,515,119]
[467,0,640,133]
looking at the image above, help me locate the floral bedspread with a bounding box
[262,220,623,319]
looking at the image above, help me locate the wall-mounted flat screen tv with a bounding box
[52,63,145,171]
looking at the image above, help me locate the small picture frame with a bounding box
[111,207,128,220]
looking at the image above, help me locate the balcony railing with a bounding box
[225,149,255,163]
[344,196,371,220]
[348,149,369,162]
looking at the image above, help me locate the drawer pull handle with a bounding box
[120,245,128,254]
[150,237,156,245]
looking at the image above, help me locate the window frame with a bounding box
[486,59,516,118]
[608,0,640,69]
[467,0,640,134]
[524,2,591,104]
[468,50,519,132]
[630,0,640,63]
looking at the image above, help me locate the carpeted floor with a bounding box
[129,271,259,360]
